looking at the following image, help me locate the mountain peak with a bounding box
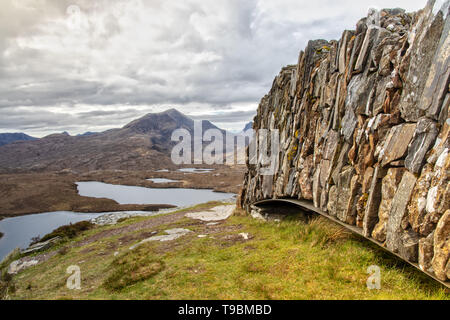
[162,108,182,115]
[160,108,192,122]
[0,133,37,147]
[243,122,253,132]
[124,109,192,132]
[130,108,189,123]
[124,109,226,136]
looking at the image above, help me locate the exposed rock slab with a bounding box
[21,237,62,255]
[129,228,192,250]
[185,205,235,222]
[8,260,39,275]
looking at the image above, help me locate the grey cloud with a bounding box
[191,110,256,123]
[0,0,428,135]
[0,106,155,136]
[76,108,141,119]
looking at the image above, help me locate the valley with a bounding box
[0,165,245,218]
[0,109,246,270]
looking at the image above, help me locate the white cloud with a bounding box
[0,0,428,136]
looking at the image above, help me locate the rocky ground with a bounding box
[0,165,245,218]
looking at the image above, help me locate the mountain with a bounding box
[76,132,98,137]
[243,122,253,132]
[0,109,230,173]
[0,133,37,147]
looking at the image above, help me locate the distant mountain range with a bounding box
[76,132,98,137]
[0,109,234,173]
[0,133,37,147]
[243,122,253,132]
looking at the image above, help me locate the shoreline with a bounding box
[0,204,176,220]
[0,167,244,218]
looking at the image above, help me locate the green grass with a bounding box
[0,248,22,298]
[103,245,165,291]
[39,221,94,243]
[5,205,449,300]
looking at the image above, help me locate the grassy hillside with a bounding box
[1,202,448,300]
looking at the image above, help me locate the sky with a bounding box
[0,0,428,137]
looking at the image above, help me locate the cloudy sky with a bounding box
[0,0,427,137]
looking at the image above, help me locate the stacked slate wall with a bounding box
[239,0,450,282]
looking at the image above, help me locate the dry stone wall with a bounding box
[239,0,450,282]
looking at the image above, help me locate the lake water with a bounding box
[0,183,235,261]
[76,182,234,207]
[147,178,180,183]
[0,211,105,260]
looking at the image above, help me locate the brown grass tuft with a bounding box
[299,217,352,247]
